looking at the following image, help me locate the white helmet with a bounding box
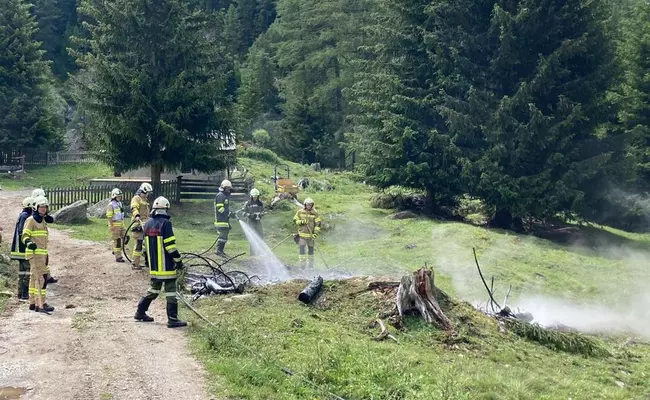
[220,179,233,189]
[110,188,123,199]
[22,197,35,208]
[152,196,170,210]
[139,183,153,193]
[304,197,314,206]
[32,188,46,198]
[34,196,49,208]
[250,188,260,197]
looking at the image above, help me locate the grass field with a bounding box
[5,154,650,399]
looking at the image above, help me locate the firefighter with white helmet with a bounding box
[11,197,34,299]
[31,188,45,199]
[214,179,234,257]
[106,188,126,262]
[134,196,187,328]
[239,188,265,255]
[293,197,321,269]
[129,182,152,270]
[22,196,54,312]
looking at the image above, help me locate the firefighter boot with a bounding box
[215,242,229,258]
[166,302,187,328]
[134,297,154,322]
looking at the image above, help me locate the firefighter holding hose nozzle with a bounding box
[239,188,265,255]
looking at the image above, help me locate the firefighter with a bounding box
[107,188,126,262]
[129,183,152,270]
[239,188,265,255]
[293,197,321,269]
[214,179,233,258]
[28,189,58,282]
[11,197,34,300]
[134,196,186,328]
[22,196,54,313]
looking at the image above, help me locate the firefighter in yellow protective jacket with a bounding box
[293,197,321,269]
[22,196,54,313]
[129,183,152,270]
[134,196,187,328]
[107,188,126,262]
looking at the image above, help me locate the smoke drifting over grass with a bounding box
[431,224,650,339]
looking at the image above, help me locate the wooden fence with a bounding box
[0,150,96,166]
[177,176,252,201]
[46,181,178,211]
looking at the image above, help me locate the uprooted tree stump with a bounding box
[396,268,453,331]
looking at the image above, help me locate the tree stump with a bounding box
[396,268,453,330]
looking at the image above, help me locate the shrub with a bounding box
[240,147,281,164]
[252,129,271,148]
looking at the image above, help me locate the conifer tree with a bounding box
[73,0,236,195]
[0,0,63,150]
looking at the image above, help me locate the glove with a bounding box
[229,211,236,219]
[311,233,318,239]
[131,225,143,232]
[175,260,184,270]
[135,215,141,221]
[27,241,37,250]
[45,215,54,223]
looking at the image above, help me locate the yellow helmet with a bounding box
[32,188,46,198]
[110,188,123,199]
[304,197,314,206]
[152,196,170,210]
[22,197,35,208]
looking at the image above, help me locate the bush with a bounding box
[240,147,281,164]
[370,187,426,211]
[252,129,271,148]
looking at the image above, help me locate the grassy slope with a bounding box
[0,163,114,190]
[13,156,650,399]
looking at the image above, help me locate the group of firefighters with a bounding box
[5,179,322,327]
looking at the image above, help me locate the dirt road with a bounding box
[0,191,212,400]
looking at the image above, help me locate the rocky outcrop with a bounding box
[52,200,89,224]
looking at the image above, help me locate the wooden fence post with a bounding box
[176,176,182,203]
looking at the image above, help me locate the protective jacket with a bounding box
[242,199,264,220]
[22,213,49,258]
[130,194,150,222]
[144,214,182,280]
[106,200,125,228]
[214,191,231,228]
[10,208,32,260]
[293,208,322,239]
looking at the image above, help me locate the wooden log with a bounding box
[396,268,453,330]
[298,276,323,304]
[367,281,400,290]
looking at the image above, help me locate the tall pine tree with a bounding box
[0,0,63,150]
[435,0,628,228]
[73,0,236,194]
[347,0,464,209]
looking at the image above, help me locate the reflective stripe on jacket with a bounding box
[10,209,32,260]
[130,195,150,222]
[144,214,182,279]
[214,191,230,228]
[106,200,125,227]
[293,208,321,239]
[21,214,49,256]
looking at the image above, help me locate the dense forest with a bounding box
[2,0,650,229]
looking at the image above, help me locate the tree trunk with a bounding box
[490,209,524,232]
[151,163,163,198]
[396,268,453,331]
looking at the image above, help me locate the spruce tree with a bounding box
[434,0,627,228]
[0,0,63,150]
[73,0,236,195]
[347,0,464,209]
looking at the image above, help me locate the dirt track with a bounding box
[0,191,212,400]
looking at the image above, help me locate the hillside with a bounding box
[2,153,650,398]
